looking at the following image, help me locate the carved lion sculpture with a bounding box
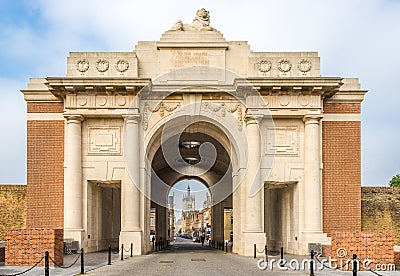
[191,8,213,31]
[171,8,215,31]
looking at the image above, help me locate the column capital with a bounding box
[64,114,84,123]
[123,114,141,124]
[303,114,323,125]
[245,115,263,125]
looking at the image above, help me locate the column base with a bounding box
[238,232,266,257]
[119,230,142,255]
[64,228,84,247]
[298,231,331,255]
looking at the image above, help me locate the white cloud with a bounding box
[1,0,400,185]
[0,78,26,184]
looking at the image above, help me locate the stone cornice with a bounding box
[237,77,343,98]
[45,77,152,96]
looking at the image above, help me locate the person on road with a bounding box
[200,233,205,246]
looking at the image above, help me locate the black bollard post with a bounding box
[80,248,84,275]
[155,241,158,252]
[352,254,357,276]
[108,245,111,265]
[130,243,133,257]
[121,244,124,261]
[254,244,256,259]
[225,241,228,253]
[44,251,49,276]
[265,245,268,263]
[279,247,284,267]
[310,250,315,276]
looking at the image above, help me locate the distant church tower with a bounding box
[182,185,195,212]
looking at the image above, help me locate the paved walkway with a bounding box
[0,239,398,275]
[0,250,120,276]
[88,239,399,276]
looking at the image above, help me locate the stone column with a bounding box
[64,114,84,242]
[120,114,142,254]
[245,116,263,232]
[303,115,323,232]
[241,116,266,256]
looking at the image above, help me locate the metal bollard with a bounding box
[254,244,256,259]
[121,244,124,261]
[44,251,49,276]
[225,241,228,253]
[155,241,158,252]
[130,243,133,257]
[279,247,284,267]
[80,248,84,275]
[265,245,268,263]
[352,254,357,276]
[108,245,111,265]
[310,250,315,276]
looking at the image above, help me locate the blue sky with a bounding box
[0,0,399,186]
[169,179,209,220]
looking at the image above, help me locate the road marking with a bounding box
[159,260,174,263]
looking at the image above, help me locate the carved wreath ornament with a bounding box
[298,59,312,73]
[96,59,109,73]
[76,59,89,73]
[278,59,292,73]
[116,59,129,73]
[257,59,272,74]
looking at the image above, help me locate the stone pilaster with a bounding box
[241,115,266,256]
[303,115,323,232]
[120,114,142,255]
[64,114,84,244]
[300,114,330,255]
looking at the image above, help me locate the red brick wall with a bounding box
[26,102,64,228]
[5,228,63,266]
[331,232,394,271]
[323,102,360,114]
[27,102,64,113]
[322,102,361,235]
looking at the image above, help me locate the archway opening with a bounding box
[169,179,211,242]
[147,120,236,252]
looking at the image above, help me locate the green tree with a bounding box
[389,174,400,187]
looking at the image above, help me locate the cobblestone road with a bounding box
[1,239,398,275]
[88,239,399,276]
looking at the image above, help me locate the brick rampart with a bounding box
[5,228,63,266]
[330,232,394,271]
[0,185,26,241]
